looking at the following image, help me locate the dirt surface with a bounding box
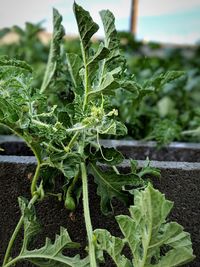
[0,157,199,266]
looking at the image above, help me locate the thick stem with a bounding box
[2,195,38,266]
[80,162,97,267]
[31,163,41,196]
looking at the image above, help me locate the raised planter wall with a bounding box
[0,136,200,267]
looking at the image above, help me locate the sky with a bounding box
[0,0,200,44]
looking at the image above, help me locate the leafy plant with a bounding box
[0,3,195,267]
[95,184,195,267]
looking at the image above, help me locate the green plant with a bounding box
[119,41,200,145]
[0,3,195,267]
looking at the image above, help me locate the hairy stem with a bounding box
[81,162,97,267]
[2,217,24,266]
[31,163,41,196]
[2,194,38,266]
[80,42,89,111]
[3,257,20,267]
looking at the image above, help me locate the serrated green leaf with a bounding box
[94,229,132,267]
[40,8,65,93]
[21,226,88,267]
[95,185,195,267]
[15,197,90,267]
[89,162,142,214]
[117,185,195,267]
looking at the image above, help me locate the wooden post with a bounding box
[130,0,139,35]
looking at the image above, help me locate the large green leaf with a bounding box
[40,8,65,93]
[89,162,143,214]
[21,227,89,267]
[95,185,195,267]
[73,2,99,53]
[13,197,90,267]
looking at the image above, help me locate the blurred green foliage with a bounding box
[0,25,199,144]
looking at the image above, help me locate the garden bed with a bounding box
[0,136,200,266]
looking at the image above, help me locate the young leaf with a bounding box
[89,162,143,214]
[40,8,65,93]
[73,2,99,52]
[95,185,195,267]
[100,10,120,60]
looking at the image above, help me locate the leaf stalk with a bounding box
[2,194,39,266]
[81,162,97,267]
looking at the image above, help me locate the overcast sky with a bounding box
[0,0,200,44]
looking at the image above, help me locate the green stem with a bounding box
[32,119,58,132]
[80,42,89,111]
[31,163,41,196]
[3,257,20,267]
[1,124,43,196]
[2,217,23,266]
[112,166,120,175]
[80,162,97,267]
[2,195,38,266]
[64,132,79,152]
